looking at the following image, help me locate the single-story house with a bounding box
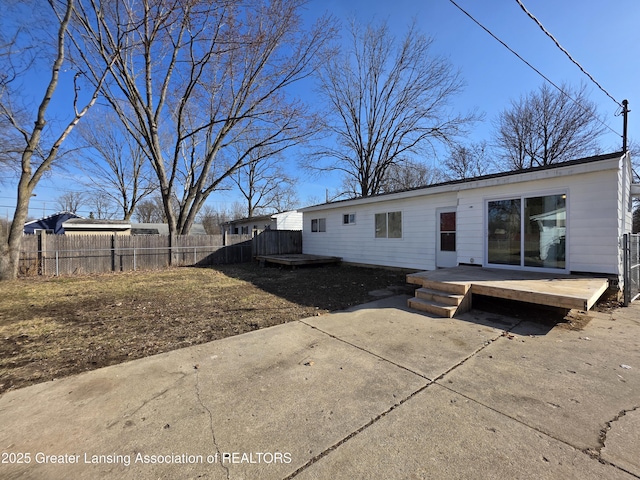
[23,212,82,235]
[222,210,303,235]
[301,152,635,285]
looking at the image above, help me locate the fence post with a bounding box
[169,234,174,266]
[623,234,630,306]
[37,230,46,276]
[133,247,137,271]
[55,250,59,277]
[111,233,117,272]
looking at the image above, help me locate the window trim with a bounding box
[311,217,326,233]
[375,211,402,239]
[484,190,568,273]
[342,213,356,225]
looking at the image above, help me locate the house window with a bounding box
[440,212,456,252]
[311,218,326,232]
[343,213,356,225]
[241,226,249,235]
[375,211,402,238]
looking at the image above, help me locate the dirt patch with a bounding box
[555,310,593,331]
[0,263,409,394]
[591,289,623,313]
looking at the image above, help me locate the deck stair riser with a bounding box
[415,288,465,306]
[407,297,458,318]
[406,274,472,318]
[406,275,469,295]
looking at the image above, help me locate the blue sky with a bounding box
[295,0,638,203]
[2,0,638,220]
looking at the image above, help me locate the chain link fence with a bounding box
[622,233,640,306]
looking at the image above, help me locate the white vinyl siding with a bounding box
[303,193,456,270]
[302,154,628,276]
[273,211,303,230]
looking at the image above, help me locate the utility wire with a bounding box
[445,0,621,139]
[515,0,623,108]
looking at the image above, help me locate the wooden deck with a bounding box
[256,254,342,267]
[407,266,611,317]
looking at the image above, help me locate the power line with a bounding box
[445,0,621,139]
[514,0,623,108]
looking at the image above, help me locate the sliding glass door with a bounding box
[487,193,566,270]
[487,199,521,265]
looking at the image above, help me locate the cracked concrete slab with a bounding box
[181,321,427,480]
[0,349,218,479]
[295,384,634,480]
[601,406,640,475]
[0,316,425,480]
[303,295,520,380]
[441,310,640,463]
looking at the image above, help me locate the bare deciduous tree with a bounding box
[56,191,85,214]
[306,19,477,198]
[86,192,116,219]
[75,107,156,220]
[229,201,249,221]
[134,196,167,224]
[0,0,111,280]
[379,159,444,193]
[198,205,233,235]
[231,144,298,217]
[74,0,335,237]
[443,141,494,180]
[495,83,605,170]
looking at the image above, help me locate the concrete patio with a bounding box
[0,295,638,479]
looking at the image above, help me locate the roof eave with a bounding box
[300,152,624,212]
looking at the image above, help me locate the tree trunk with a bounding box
[0,188,32,280]
[0,238,21,281]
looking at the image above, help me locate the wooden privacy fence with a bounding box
[251,229,302,256]
[19,233,253,276]
[18,230,302,276]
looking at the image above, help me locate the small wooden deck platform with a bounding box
[256,254,342,267]
[407,266,611,317]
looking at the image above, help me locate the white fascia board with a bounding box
[62,223,131,230]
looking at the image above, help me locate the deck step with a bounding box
[407,297,458,318]
[406,274,469,295]
[415,287,465,306]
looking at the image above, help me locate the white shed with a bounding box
[301,152,634,282]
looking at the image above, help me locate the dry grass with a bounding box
[0,263,409,394]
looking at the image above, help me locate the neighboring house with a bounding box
[222,210,303,235]
[301,152,635,283]
[23,212,82,235]
[61,218,131,235]
[61,220,209,235]
[130,223,208,235]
